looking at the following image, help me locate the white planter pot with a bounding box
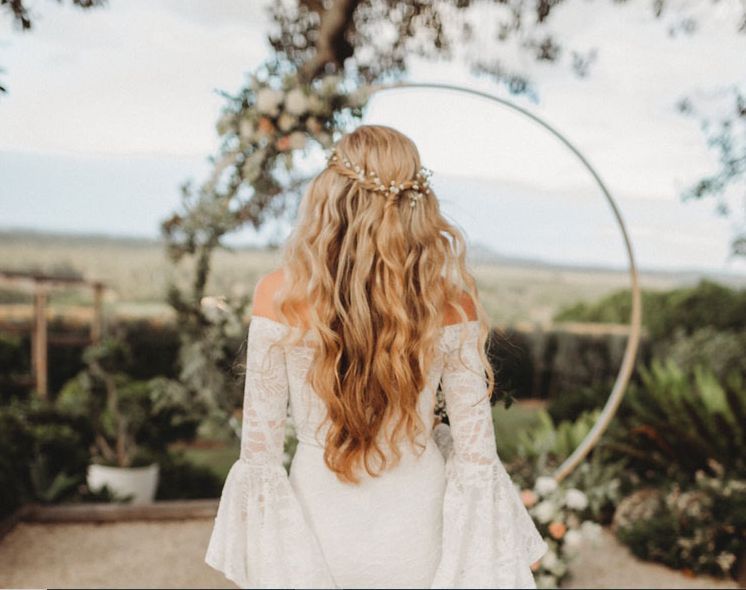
[87,463,160,505]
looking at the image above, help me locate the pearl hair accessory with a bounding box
[326,147,433,208]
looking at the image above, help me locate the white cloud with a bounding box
[0,0,273,157]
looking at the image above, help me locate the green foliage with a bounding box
[57,334,202,467]
[613,466,746,579]
[153,451,224,500]
[180,439,241,483]
[563,447,632,525]
[0,398,93,518]
[515,408,601,468]
[547,331,622,399]
[119,319,181,380]
[0,395,228,515]
[654,326,746,382]
[0,333,30,400]
[503,407,601,487]
[678,86,746,257]
[0,333,25,370]
[1,318,182,402]
[0,401,34,517]
[554,279,746,343]
[492,402,546,462]
[171,298,247,429]
[554,289,638,325]
[29,455,81,504]
[605,358,746,483]
[546,382,612,424]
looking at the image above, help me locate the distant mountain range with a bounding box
[2,227,744,289]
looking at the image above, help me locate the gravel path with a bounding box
[0,520,231,589]
[0,519,741,589]
[564,527,741,589]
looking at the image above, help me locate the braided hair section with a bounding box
[326,147,433,208]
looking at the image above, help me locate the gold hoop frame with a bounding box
[366,82,643,483]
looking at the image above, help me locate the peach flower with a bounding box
[521,489,538,508]
[258,116,276,136]
[548,521,567,540]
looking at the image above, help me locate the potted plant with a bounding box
[58,335,199,504]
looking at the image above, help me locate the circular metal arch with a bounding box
[366,81,643,483]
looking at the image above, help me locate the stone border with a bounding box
[0,499,219,538]
[0,505,32,541]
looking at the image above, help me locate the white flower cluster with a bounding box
[327,148,433,207]
[525,474,601,587]
[218,73,369,152]
[199,295,243,338]
[213,71,371,191]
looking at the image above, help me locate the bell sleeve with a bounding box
[205,317,337,589]
[430,321,549,589]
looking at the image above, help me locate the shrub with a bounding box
[546,382,611,424]
[154,451,223,500]
[0,317,181,401]
[514,408,602,472]
[562,447,632,525]
[612,464,746,579]
[120,319,180,380]
[57,336,202,467]
[605,359,746,484]
[554,279,746,344]
[654,326,746,382]
[0,399,93,518]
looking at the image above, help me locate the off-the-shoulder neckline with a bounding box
[249,314,480,334]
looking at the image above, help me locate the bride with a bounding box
[205,124,548,589]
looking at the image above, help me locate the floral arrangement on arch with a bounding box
[519,475,603,589]
[210,63,371,201]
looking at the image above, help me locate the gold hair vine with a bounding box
[326,147,433,208]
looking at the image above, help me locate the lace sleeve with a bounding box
[205,317,337,589]
[430,321,548,589]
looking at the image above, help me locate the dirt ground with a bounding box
[0,519,741,589]
[562,527,742,589]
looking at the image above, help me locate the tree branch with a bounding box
[298,0,360,83]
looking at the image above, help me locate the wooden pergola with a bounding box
[0,270,106,399]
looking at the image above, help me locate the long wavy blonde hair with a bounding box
[270,124,494,484]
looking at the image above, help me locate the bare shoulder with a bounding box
[251,268,285,320]
[443,289,478,325]
[253,270,476,326]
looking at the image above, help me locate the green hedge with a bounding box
[0,318,180,402]
[487,324,645,406]
[0,399,93,519]
[555,279,746,342]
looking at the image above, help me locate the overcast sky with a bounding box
[1,0,745,274]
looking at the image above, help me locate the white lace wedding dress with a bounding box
[205,315,548,589]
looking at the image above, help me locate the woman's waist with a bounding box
[292,429,444,475]
[289,436,446,509]
[294,427,438,451]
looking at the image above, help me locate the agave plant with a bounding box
[606,358,746,482]
[497,407,604,485]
